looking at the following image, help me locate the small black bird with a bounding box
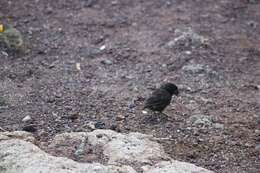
[143,83,179,113]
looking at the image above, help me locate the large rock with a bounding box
[0,130,214,173]
[0,139,136,173]
[0,131,35,143]
[49,130,169,164]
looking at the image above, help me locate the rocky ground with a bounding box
[0,0,259,173]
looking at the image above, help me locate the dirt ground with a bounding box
[0,0,259,172]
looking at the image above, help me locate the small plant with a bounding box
[0,24,25,53]
[0,96,7,106]
[0,24,3,33]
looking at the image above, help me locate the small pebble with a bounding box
[116,114,125,121]
[76,63,81,71]
[101,59,113,65]
[67,112,80,120]
[111,0,118,5]
[84,121,95,130]
[248,0,256,4]
[94,121,105,129]
[142,110,148,114]
[46,6,53,14]
[185,50,192,55]
[257,115,260,124]
[84,0,96,7]
[99,45,106,50]
[22,115,32,122]
[0,97,7,106]
[162,64,167,68]
[96,134,103,138]
[110,124,117,130]
[213,123,224,129]
[248,21,258,28]
[1,51,8,56]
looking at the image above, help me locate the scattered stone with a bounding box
[162,64,167,68]
[1,51,8,56]
[46,6,54,14]
[185,50,192,55]
[188,114,213,127]
[142,110,148,114]
[132,22,137,26]
[248,0,257,4]
[248,20,258,28]
[94,121,106,129]
[111,0,118,5]
[76,62,81,71]
[67,112,80,120]
[165,27,208,50]
[109,124,121,132]
[109,124,118,130]
[22,115,32,122]
[255,129,260,134]
[101,59,113,65]
[115,114,125,121]
[257,115,260,124]
[37,49,47,55]
[178,84,192,92]
[78,46,101,58]
[182,64,206,74]
[213,123,224,129]
[85,121,96,130]
[0,96,7,106]
[83,0,97,7]
[46,97,56,103]
[255,144,260,151]
[244,142,253,147]
[243,84,259,90]
[22,124,37,133]
[99,45,106,50]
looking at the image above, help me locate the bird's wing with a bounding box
[144,89,171,108]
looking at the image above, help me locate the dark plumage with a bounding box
[144,83,179,112]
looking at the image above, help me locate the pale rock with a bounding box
[0,139,136,173]
[142,160,214,173]
[0,130,214,173]
[22,115,32,122]
[0,131,35,143]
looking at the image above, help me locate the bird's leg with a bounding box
[142,111,160,124]
[154,111,161,122]
[155,111,169,122]
[160,112,171,121]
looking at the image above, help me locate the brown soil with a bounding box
[0,0,259,172]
